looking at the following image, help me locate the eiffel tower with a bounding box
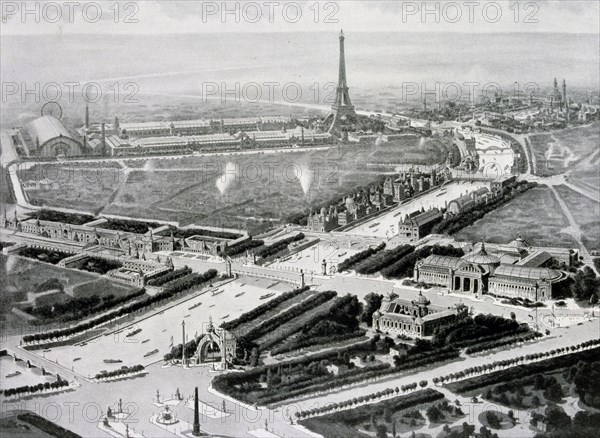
[327,30,357,132]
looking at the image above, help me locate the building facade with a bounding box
[397,208,442,240]
[413,242,567,301]
[373,292,468,338]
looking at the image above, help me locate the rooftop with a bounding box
[420,255,467,270]
[25,116,75,148]
[494,264,562,281]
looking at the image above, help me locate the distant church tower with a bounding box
[328,30,357,133]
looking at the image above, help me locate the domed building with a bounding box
[413,241,568,301]
[465,243,501,275]
[546,78,565,110]
[372,291,468,338]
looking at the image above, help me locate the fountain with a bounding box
[156,405,179,425]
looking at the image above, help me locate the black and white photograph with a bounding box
[1,1,599,437]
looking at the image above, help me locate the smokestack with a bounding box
[85,105,89,128]
[562,79,567,109]
[101,123,106,151]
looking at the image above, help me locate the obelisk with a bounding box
[193,386,201,436]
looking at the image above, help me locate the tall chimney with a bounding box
[85,105,89,128]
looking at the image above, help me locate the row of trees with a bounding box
[95,364,145,380]
[355,245,414,275]
[432,313,523,347]
[28,289,146,322]
[101,218,161,234]
[431,181,538,235]
[254,233,305,259]
[239,291,337,343]
[222,238,264,257]
[296,388,443,422]
[26,209,95,225]
[1,379,69,398]
[450,326,531,350]
[161,269,218,295]
[439,340,600,392]
[381,244,465,279]
[337,242,386,272]
[255,294,363,353]
[146,266,191,287]
[465,331,542,355]
[23,269,218,344]
[169,225,242,241]
[221,286,309,331]
[270,295,365,355]
[270,325,366,356]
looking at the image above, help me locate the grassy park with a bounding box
[454,186,575,247]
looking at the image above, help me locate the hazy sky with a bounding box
[1,0,599,35]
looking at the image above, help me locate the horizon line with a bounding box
[3,30,599,37]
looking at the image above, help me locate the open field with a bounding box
[366,137,452,165]
[554,185,600,251]
[529,123,600,176]
[19,138,454,234]
[454,186,576,247]
[19,161,124,215]
[567,165,600,196]
[33,276,291,378]
[346,181,489,239]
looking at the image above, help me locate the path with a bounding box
[549,186,599,275]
